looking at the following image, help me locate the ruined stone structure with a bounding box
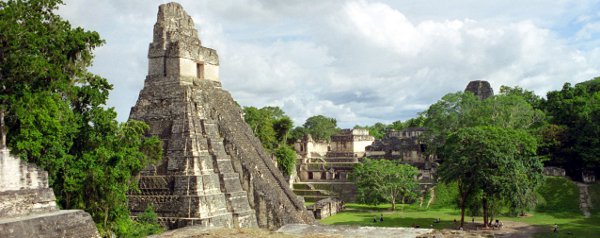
[543,166,566,177]
[293,129,374,202]
[465,80,494,99]
[0,112,99,238]
[127,2,313,230]
[582,170,596,184]
[366,128,429,165]
[366,128,436,185]
[293,134,329,159]
[306,198,344,219]
[329,129,374,158]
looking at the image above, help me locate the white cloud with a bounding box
[58,0,600,128]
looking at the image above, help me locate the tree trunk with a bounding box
[490,209,494,227]
[459,185,467,227]
[401,197,406,212]
[482,197,488,228]
[391,195,396,211]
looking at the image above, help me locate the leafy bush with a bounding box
[275,145,297,176]
[430,182,459,209]
[111,205,163,238]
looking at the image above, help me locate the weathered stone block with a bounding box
[0,210,98,238]
[0,146,99,237]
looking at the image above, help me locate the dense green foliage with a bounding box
[419,89,546,226]
[115,206,163,238]
[543,78,600,177]
[430,182,459,209]
[0,1,163,236]
[243,106,297,175]
[437,126,543,226]
[244,107,283,151]
[287,114,340,143]
[354,116,425,140]
[352,159,419,210]
[300,115,339,142]
[274,145,296,176]
[421,91,545,155]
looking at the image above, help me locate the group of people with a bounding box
[369,215,561,235]
[372,214,384,223]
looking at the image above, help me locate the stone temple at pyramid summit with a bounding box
[127,2,314,230]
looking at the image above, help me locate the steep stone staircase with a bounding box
[576,182,592,218]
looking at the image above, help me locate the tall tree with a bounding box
[437,126,542,227]
[352,159,419,210]
[0,1,163,236]
[422,91,544,156]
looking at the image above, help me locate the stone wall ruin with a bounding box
[0,112,99,238]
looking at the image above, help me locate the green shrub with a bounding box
[111,205,163,238]
[430,182,459,209]
[275,145,297,176]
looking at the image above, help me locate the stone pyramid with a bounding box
[127,2,314,230]
[465,80,494,100]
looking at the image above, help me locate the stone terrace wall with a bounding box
[0,148,99,238]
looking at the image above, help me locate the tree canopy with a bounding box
[243,106,297,176]
[352,159,419,210]
[437,126,543,227]
[421,89,545,227]
[543,78,600,177]
[421,91,545,156]
[0,0,162,236]
[302,115,340,142]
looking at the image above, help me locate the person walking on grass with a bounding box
[553,224,558,233]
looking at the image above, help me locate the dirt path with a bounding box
[427,221,544,238]
[576,182,592,218]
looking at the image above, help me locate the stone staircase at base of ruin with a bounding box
[576,182,592,218]
[128,117,257,229]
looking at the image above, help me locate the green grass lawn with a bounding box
[319,203,600,237]
[317,177,600,237]
[320,203,460,230]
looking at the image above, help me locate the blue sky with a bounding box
[59,0,600,128]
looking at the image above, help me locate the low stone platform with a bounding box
[0,141,99,237]
[0,210,98,238]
